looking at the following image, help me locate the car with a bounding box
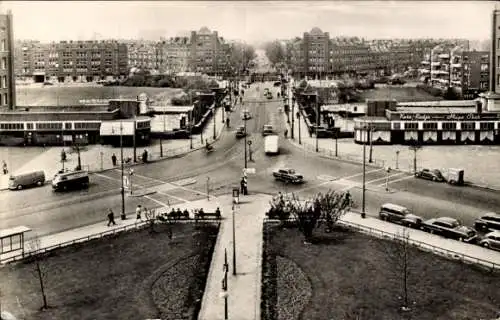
[241,110,252,120]
[273,81,281,87]
[415,168,445,182]
[235,125,246,138]
[400,214,424,229]
[474,212,500,232]
[478,231,500,251]
[262,125,274,136]
[421,217,477,243]
[266,92,273,99]
[378,203,411,224]
[272,168,304,184]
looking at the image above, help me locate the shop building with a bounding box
[354,92,500,145]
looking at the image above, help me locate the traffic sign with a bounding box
[243,168,256,174]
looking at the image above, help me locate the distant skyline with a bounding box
[1,1,497,43]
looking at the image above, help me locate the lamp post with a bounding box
[120,122,126,220]
[297,110,302,145]
[361,126,367,219]
[129,169,134,195]
[206,176,210,200]
[385,167,391,192]
[395,150,400,169]
[213,105,217,140]
[160,108,165,158]
[231,201,237,276]
[315,92,319,152]
[291,100,295,140]
[368,126,374,163]
[189,110,193,149]
[335,130,338,157]
[243,118,248,169]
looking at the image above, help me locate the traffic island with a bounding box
[261,222,500,320]
[0,223,219,320]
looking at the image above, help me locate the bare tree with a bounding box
[270,190,352,244]
[26,235,49,310]
[382,229,413,312]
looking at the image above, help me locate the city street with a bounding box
[3,82,500,240]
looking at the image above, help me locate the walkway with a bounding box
[284,87,500,190]
[198,193,270,320]
[0,107,225,190]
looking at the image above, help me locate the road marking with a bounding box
[361,172,406,185]
[317,175,336,181]
[95,172,189,203]
[144,195,171,208]
[376,175,414,186]
[126,171,208,198]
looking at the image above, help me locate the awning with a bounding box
[480,131,494,141]
[404,131,418,141]
[460,131,475,141]
[441,131,456,140]
[423,131,437,141]
[371,131,391,142]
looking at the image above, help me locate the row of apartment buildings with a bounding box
[14,27,234,83]
[282,27,471,78]
[418,45,490,97]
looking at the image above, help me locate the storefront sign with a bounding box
[398,113,498,121]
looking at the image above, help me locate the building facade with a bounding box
[126,41,160,71]
[491,9,500,93]
[188,27,223,75]
[14,40,128,83]
[0,11,15,109]
[157,36,191,74]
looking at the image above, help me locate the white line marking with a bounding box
[128,171,208,198]
[362,172,406,185]
[377,175,414,186]
[144,195,170,207]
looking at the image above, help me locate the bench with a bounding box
[195,211,222,220]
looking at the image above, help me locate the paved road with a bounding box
[4,82,500,240]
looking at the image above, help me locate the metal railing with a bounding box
[1,218,221,264]
[263,217,500,271]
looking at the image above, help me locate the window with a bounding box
[1,76,5,88]
[3,93,6,106]
[65,122,72,130]
[404,122,418,130]
[480,122,494,130]
[498,38,500,49]
[461,122,475,130]
[423,122,437,130]
[27,123,33,130]
[36,122,63,130]
[442,122,457,130]
[0,40,5,51]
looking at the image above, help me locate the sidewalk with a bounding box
[198,193,270,320]
[0,106,225,190]
[285,90,500,190]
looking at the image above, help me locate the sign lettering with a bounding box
[398,113,493,121]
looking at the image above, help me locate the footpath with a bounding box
[283,90,500,190]
[0,107,225,191]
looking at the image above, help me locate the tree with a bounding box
[27,235,49,310]
[382,229,414,312]
[270,190,352,244]
[227,42,257,74]
[264,41,286,67]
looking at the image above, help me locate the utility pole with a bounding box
[120,122,126,220]
[315,92,319,152]
[369,127,374,163]
[291,99,295,140]
[361,127,367,219]
[189,109,193,149]
[243,118,248,169]
[213,105,217,140]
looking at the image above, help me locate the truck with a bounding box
[442,168,465,185]
[272,168,304,184]
[264,134,279,155]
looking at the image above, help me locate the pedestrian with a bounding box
[240,177,245,194]
[2,160,7,175]
[111,153,117,167]
[107,208,116,226]
[136,204,143,221]
[284,129,288,138]
[243,179,248,195]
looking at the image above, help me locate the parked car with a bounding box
[262,125,274,136]
[421,217,477,243]
[266,92,273,99]
[273,81,281,87]
[379,203,411,223]
[478,231,500,251]
[400,214,424,229]
[235,125,246,138]
[474,212,500,232]
[415,168,445,182]
[272,168,304,184]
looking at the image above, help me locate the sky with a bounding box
[0,1,497,44]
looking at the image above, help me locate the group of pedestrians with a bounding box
[105,204,148,226]
[110,149,149,167]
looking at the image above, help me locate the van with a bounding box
[8,171,45,190]
[52,170,90,191]
[378,203,410,223]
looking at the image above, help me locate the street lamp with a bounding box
[315,92,319,153]
[297,110,302,145]
[189,110,193,149]
[291,99,295,140]
[368,126,375,163]
[243,117,248,169]
[213,105,217,140]
[361,125,368,219]
[120,122,126,220]
[129,169,134,195]
[395,150,400,169]
[231,188,239,276]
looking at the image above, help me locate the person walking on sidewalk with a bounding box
[107,208,116,226]
[136,204,143,221]
[111,153,117,167]
[284,128,288,139]
[2,160,7,175]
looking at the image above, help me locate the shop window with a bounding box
[65,122,72,130]
[442,122,457,130]
[461,122,475,130]
[423,122,438,130]
[27,123,33,130]
[480,122,494,130]
[404,122,418,130]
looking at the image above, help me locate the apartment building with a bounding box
[127,41,160,71]
[0,10,15,109]
[189,27,222,75]
[157,36,190,74]
[14,40,128,83]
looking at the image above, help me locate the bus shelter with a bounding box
[0,226,31,258]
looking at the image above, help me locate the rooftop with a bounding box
[395,107,477,114]
[396,100,477,108]
[7,105,114,113]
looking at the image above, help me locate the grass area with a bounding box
[262,223,500,320]
[0,223,219,320]
[15,86,181,106]
[360,86,442,102]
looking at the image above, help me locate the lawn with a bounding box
[261,223,500,320]
[0,223,219,320]
[15,86,182,106]
[360,86,442,102]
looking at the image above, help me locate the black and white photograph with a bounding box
[0,1,500,319]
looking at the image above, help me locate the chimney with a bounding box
[475,100,482,114]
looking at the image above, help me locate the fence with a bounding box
[1,218,221,264]
[263,217,500,271]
